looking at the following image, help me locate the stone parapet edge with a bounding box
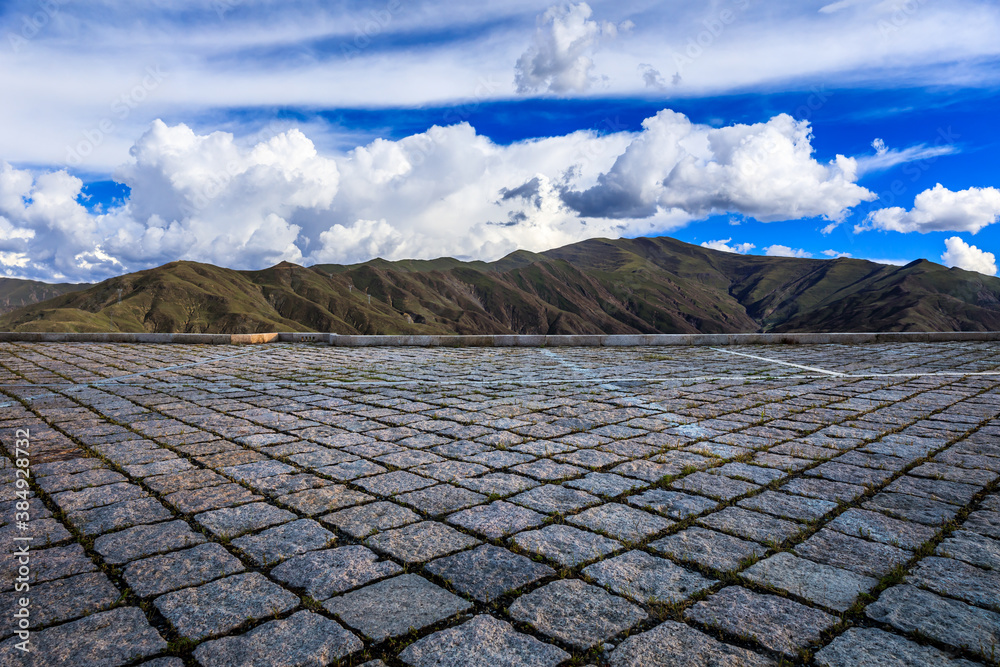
[0,331,997,346]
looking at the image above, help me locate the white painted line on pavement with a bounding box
[710,346,845,376]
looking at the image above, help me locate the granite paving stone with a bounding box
[885,475,981,506]
[936,530,1000,570]
[699,507,803,545]
[192,611,363,667]
[794,528,910,578]
[425,544,555,602]
[567,502,673,543]
[866,584,1000,659]
[827,508,937,550]
[194,502,297,539]
[864,492,960,526]
[456,472,540,496]
[814,627,981,667]
[510,524,621,567]
[0,543,94,587]
[738,490,837,521]
[269,545,402,599]
[366,520,480,563]
[320,500,421,538]
[323,574,471,641]
[399,614,570,667]
[165,483,262,514]
[507,578,647,650]
[672,472,760,501]
[396,484,487,515]
[0,517,70,547]
[509,484,601,515]
[68,496,173,535]
[963,509,1000,538]
[155,573,299,640]
[230,518,336,566]
[742,551,878,612]
[447,500,547,539]
[583,550,715,603]
[277,485,372,515]
[626,488,717,519]
[650,527,767,572]
[94,519,207,564]
[124,542,245,597]
[356,470,437,496]
[0,606,167,667]
[608,621,775,667]
[0,571,119,630]
[781,477,866,503]
[907,556,1000,612]
[50,485,150,514]
[686,586,837,657]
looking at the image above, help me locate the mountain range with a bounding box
[2,235,999,334]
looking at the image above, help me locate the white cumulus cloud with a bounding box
[0,109,883,282]
[941,236,997,276]
[700,239,755,254]
[514,2,629,94]
[765,245,813,258]
[857,184,1000,234]
[822,249,853,258]
[562,112,874,223]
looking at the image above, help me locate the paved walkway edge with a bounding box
[0,331,998,346]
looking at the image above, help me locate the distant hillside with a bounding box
[0,278,89,315]
[2,235,999,334]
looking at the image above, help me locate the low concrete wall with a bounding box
[0,331,998,346]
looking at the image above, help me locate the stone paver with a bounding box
[195,502,296,539]
[399,615,570,667]
[742,551,877,612]
[510,524,621,567]
[269,545,402,599]
[0,606,166,667]
[650,526,766,572]
[3,340,999,665]
[230,518,335,566]
[447,500,546,539]
[686,586,838,657]
[124,542,245,597]
[609,621,775,666]
[94,519,206,564]
[192,611,362,667]
[814,627,981,667]
[324,574,471,641]
[425,544,555,602]
[583,549,715,603]
[866,584,1000,659]
[155,573,299,640]
[365,520,480,563]
[508,578,647,650]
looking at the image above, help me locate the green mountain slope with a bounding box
[3,235,999,334]
[0,278,88,315]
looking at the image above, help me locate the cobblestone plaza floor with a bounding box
[1,341,999,666]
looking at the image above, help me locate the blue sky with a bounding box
[1,0,999,282]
